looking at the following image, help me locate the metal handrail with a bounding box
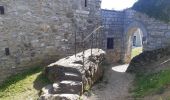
[74,25,104,69]
[83,26,104,42]
[82,25,104,68]
[74,25,104,56]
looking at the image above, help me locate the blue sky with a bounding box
[101,0,138,10]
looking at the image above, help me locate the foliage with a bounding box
[133,69,170,97]
[132,0,170,22]
[0,67,50,100]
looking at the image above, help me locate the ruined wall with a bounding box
[0,0,101,83]
[123,9,170,62]
[101,9,124,63]
[124,9,170,50]
[102,9,170,63]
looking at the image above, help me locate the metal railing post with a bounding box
[75,31,77,57]
[74,25,104,69]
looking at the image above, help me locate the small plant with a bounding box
[84,84,90,91]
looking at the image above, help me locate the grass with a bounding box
[131,47,143,59]
[133,69,170,98]
[0,67,50,100]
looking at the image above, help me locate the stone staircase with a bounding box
[39,49,105,100]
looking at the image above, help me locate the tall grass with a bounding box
[133,69,170,97]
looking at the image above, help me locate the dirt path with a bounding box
[82,64,135,100]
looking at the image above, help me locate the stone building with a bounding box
[1,0,170,84]
[0,0,101,83]
[102,9,170,63]
[101,9,124,63]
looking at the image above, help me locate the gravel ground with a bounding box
[82,64,135,100]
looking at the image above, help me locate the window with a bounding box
[107,37,114,49]
[0,6,4,14]
[5,48,10,56]
[143,37,146,41]
[85,0,87,7]
[133,36,136,46]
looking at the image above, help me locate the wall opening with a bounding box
[131,28,143,59]
[124,27,144,63]
[0,6,4,14]
[107,37,114,49]
[112,27,144,73]
[85,0,87,7]
[123,21,148,64]
[5,48,10,56]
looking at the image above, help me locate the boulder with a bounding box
[127,46,170,74]
[39,49,105,100]
[39,94,80,100]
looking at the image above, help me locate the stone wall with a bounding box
[123,9,170,62]
[124,9,170,50]
[101,9,124,63]
[0,0,101,84]
[102,9,170,63]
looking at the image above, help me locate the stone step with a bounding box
[41,84,53,95]
[45,66,82,82]
[63,69,82,75]
[63,72,82,81]
[39,93,79,100]
[52,81,83,95]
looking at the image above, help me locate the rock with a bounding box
[39,94,80,100]
[51,81,83,95]
[39,49,105,100]
[41,84,53,95]
[127,46,170,74]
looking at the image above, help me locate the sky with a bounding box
[101,0,138,11]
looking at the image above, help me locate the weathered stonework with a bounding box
[101,10,124,63]
[1,1,170,84]
[102,9,170,63]
[0,0,101,84]
[39,49,105,100]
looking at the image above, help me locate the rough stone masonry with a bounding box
[1,0,170,84]
[102,9,170,63]
[0,0,101,84]
[39,49,105,100]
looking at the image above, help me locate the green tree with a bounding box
[132,0,170,22]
